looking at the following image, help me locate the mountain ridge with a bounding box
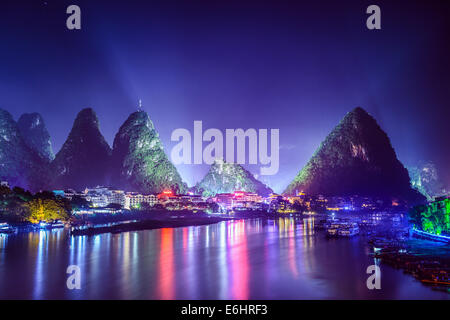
[110,110,186,194]
[195,158,273,197]
[17,112,54,162]
[0,109,50,191]
[284,107,424,203]
[51,108,112,190]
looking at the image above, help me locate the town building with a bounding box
[124,192,157,210]
[269,195,292,213]
[61,189,81,200]
[180,194,204,203]
[52,190,65,198]
[214,193,234,209]
[213,191,265,211]
[108,190,126,207]
[84,187,110,208]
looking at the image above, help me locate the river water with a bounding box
[0,217,448,299]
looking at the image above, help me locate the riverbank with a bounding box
[69,209,288,236]
[369,238,450,291]
[70,215,234,236]
[1,209,304,236]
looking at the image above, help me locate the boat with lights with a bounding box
[0,222,15,234]
[326,221,359,237]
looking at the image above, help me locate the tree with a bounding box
[0,185,11,197]
[409,201,450,235]
[12,187,32,202]
[0,187,30,222]
[4,200,30,222]
[292,200,306,212]
[408,205,426,227]
[70,195,91,210]
[207,202,220,213]
[26,198,70,223]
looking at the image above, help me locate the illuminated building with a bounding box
[287,196,301,204]
[83,186,111,208]
[269,195,292,213]
[108,190,126,207]
[180,194,204,203]
[61,189,80,200]
[215,193,234,209]
[213,191,265,211]
[52,190,65,197]
[125,192,157,210]
[157,190,175,202]
[232,191,261,202]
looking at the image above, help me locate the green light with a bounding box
[410,196,450,236]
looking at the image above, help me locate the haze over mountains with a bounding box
[0,106,432,204]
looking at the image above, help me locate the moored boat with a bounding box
[326,221,359,237]
[326,222,342,237]
[0,222,15,234]
[338,223,360,236]
[49,220,65,228]
[37,220,66,230]
[326,227,339,237]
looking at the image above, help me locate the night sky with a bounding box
[1,0,449,192]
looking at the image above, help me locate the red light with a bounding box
[158,190,174,199]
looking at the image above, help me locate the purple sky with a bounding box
[1,0,449,192]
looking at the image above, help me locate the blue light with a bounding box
[413,228,450,241]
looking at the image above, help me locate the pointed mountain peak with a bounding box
[0,108,12,117]
[349,106,369,116]
[110,110,184,194]
[212,158,225,166]
[341,106,376,125]
[284,107,424,204]
[0,109,20,143]
[18,112,44,127]
[123,110,155,131]
[51,108,111,189]
[0,109,50,191]
[209,159,244,175]
[77,107,96,117]
[72,108,100,129]
[0,108,15,124]
[196,159,273,197]
[18,112,54,162]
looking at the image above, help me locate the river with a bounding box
[0,217,448,299]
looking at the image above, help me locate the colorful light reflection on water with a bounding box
[0,218,448,299]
